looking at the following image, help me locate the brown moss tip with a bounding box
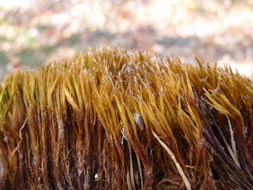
[0,46,253,189]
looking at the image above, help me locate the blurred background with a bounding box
[0,0,253,81]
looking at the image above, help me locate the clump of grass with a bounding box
[0,47,253,189]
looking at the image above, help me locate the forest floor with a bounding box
[0,0,253,81]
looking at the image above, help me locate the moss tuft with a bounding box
[0,47,253,189]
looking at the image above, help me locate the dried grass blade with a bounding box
[152,131,192,190]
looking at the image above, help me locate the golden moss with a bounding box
[0,47,253,189]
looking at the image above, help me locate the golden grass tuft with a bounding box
[0,47,253,189]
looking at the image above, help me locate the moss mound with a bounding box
[0,47,253,189]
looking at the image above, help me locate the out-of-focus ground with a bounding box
[0,0,253,81]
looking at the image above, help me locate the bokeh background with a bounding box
[0,0,253,81]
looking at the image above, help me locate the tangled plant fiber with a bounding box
[0,47,253,189]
